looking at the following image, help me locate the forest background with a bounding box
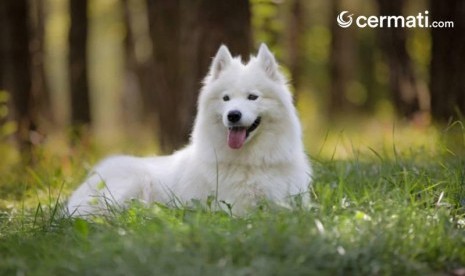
[0,0,464,163]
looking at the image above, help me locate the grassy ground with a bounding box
[0,123,465,275]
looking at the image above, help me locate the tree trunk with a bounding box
[1,0,35,157]
[430,0,465,122]
[0,1,8,131]
[146,0,251,153]
[30,0,53,132]
[121,0,154,125]
[287,0,305,100]
[377,0,423,119]
[69,0,91,129]
[0,1,7,92]
[328,0,356,116]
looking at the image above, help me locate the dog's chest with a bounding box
[215,164,282,199]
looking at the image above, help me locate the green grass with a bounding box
[1,129,465,275]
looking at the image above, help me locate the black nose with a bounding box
[227,110,242,123]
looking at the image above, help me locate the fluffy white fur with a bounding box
[67,44,312,216]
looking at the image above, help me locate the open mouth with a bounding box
[227,117,261,149]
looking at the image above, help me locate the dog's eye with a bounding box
[223,95,230,101]
[247,94,258,101]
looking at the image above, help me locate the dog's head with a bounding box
[195,44,297,151]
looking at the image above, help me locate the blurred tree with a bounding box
[328,0,356,116]
[357,30,380,112]
[0,1,8,133]
[121,0,154,123]
[0,2,6,92]
[69,0,91,133]
[0,0,36,157]
[287,0,305,99]
[30,0,53,131]
[146,0,251,153]
[377,0,424,119]
[430,0,465,121]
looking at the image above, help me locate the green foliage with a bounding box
[250,0,284,58]
[0,90,19,169]
[0,91,16,137]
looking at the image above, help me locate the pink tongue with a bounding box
[227,128,247,149]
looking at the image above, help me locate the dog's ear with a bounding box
[257,43,280,82]
[210,45,233,80]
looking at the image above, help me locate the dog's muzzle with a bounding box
[227,114,261,149]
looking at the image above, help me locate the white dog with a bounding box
[67,44,311,216]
